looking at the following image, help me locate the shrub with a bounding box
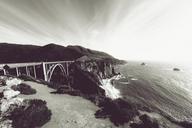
[9,99,52,128]
[0,92,4,98]
[18,75,38,83]
[11,83,36,95]
[54,86,82,96]
[0,78,6,86]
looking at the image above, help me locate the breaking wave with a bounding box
[100,75,122,99]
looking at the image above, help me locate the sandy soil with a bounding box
[19,81,118,128]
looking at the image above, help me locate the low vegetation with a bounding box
[11,83,36,95]
[18,75,39,83]
[8,99,52,128]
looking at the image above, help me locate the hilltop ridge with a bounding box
[0,43,125,64]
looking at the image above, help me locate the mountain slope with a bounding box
[67,45,114,59]
[0,43,124,64]
[0,43,39,63]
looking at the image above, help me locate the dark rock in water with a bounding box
[139,114,159,128]
[11,83,36,95]
[141,62,146,66]
[8,99,52,128]
[130,114,159,128]
[173,68,180,71]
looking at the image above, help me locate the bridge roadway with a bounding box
[0,61,74,82]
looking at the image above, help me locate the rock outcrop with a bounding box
[68,63,105,96]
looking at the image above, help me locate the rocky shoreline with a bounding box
[1,60,188,128]
[0,62,158,128]
[46,62,162,127]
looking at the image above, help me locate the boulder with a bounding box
[0,97,23,113]
[6,78,22,86]
[173,68,180,71]
[3,89,20,100]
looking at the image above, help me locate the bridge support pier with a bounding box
[3,69,6,75]
[66,63,69,75]
[42,63,48,81]
[33,65,37,78]
[16,67,19,76]
[26,66,29,76]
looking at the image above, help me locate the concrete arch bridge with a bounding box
[0,61,74,83]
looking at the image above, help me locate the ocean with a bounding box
[112,61,192,127]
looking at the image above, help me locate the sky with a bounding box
[0,0,192,62]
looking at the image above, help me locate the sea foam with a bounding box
[100,75,122,99]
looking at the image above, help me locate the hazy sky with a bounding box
[0,0,192,62]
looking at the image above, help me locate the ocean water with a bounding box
[114,61,192,125]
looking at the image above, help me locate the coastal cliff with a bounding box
[51,60,120,103]
[58,61,165,128]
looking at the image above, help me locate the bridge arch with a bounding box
[47,64,67,82]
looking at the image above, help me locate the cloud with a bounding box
[0,0,192,61]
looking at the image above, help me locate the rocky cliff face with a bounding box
[68,63,104,95]
[60,60,119,104]
[49,60,117,102]
[75,60,117,79]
